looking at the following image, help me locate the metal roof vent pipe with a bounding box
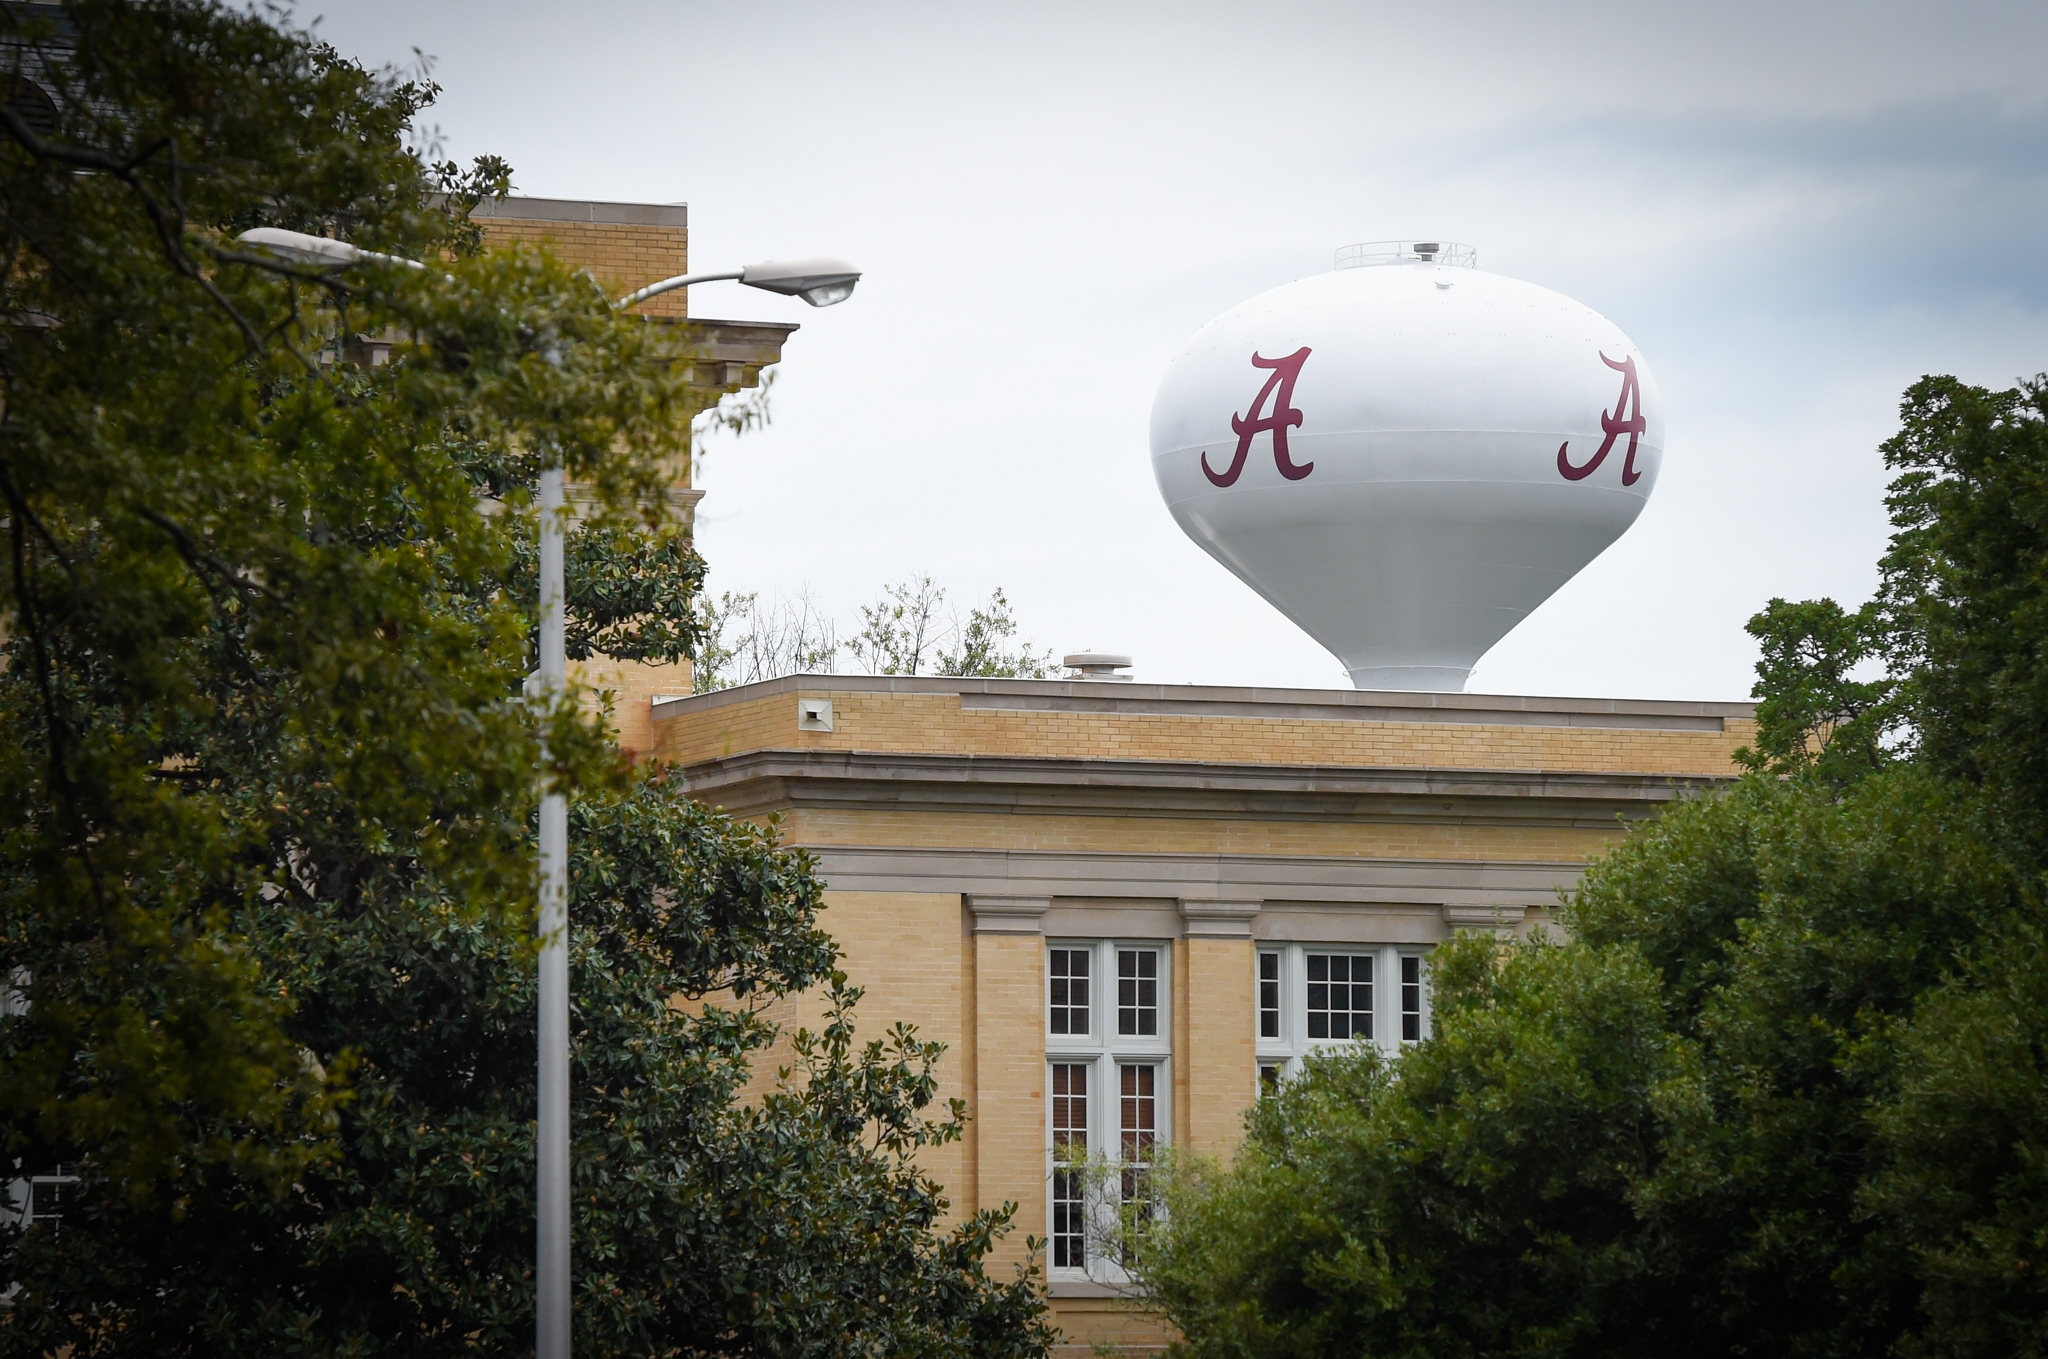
[1063,653,1133,682]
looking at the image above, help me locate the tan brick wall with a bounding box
[1047,1296,1175,1353]
[654,687,1755,779]
[1183,939,1256,1159]
[477,218,691,318]
[572,658,694,759]
[974,931,1047,1278]
[724,892,972,1218]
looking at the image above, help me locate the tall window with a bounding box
[1401,955,1424,1042]
[1258,951,1280,1039]
[1046,939,1170,1280]
[1256,944,1429,1085]
[1050,1063,1089,1269]
[1118,1063,1158,1258]
[1118,948,1158,1036]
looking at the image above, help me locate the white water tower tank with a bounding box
[1149,241,1662,691]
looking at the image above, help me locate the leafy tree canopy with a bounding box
[0,3,1049,1354]
[1140,374,2048,1359]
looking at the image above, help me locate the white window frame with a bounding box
[1256,943,1431,1088]
[4,1161,76,1234]
[1045,938,1172,1284]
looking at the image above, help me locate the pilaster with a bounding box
[965,894,1049,1275]
[1177,898,1261,1158]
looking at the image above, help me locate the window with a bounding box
[1118,948,1158,1035]
[1049,947,1090,1035]
[1401,955,1423,1042]
[1305,952,1372,1040]
[1050,1064,1089,1269]
[1258,951,1280,1038]
[1119,1063,1158,1257]
[1046,939,1170,1280]
[7,1162,75,1237]
[1256,944,1429,1081]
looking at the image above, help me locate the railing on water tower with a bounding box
[1335,240,1478,269]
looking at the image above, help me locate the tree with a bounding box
[851,574,949,676]
[1139,373,2048,1359]
[693,577,1056,686]
[0,3,1050,1353]
[4,771,1052,1358]
[938,588,1056,679]
[691,588,841,693]
[1736,596,1896,783]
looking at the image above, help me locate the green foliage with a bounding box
[1738,596,1896,782]
[0,0,690,1196]
[938,588,1056,679]
[1147,774,2038,1358]
[2,771,1051,1358]
[1879,376,2048,839]
[0,3,1047,1353]
[1141,370,2048,1358]
[1145,936,1677,1359]
[852,575,948,676]
[1861,923,2048,1356]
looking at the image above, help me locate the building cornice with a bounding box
[674,748,1732,827]
[809,844,1581,918]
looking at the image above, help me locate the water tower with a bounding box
[1150,241,1662,691]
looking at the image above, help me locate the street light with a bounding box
[616,256,861,310]
[235,225,429,272]
[236,226,859,1359]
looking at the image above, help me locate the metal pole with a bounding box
[536,464,571,1359]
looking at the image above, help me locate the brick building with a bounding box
[649,675,1750,1352]
[481,197,1754,1353]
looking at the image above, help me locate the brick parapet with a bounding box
[652,678,1754,779]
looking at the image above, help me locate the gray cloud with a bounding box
[302,0,2048,699]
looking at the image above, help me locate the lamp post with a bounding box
[238,226,859,1359]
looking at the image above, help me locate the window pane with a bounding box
[1259,1063,1282,1097]
[1117,948,1158,1036]
[1401,955,1423,1042]
[1051,1062,1089,1268]
[1049,948,1090,1036]
[1119,1062,1159,1261]
[1120,1063,1156,1161]
[1306,953,1372,1041]
[1258,951,1280,1039]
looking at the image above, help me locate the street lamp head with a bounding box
[739,257,861,307]
[235,227,426,272]
[238,226,360,269]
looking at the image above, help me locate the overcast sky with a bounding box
[304,1,2048,700]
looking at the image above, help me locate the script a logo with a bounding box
[1204,347,1314,487]
[1557,351,1646,486]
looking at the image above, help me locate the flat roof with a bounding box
[469,196,687,228]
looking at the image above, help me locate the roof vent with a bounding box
[1063,652,1133,683]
